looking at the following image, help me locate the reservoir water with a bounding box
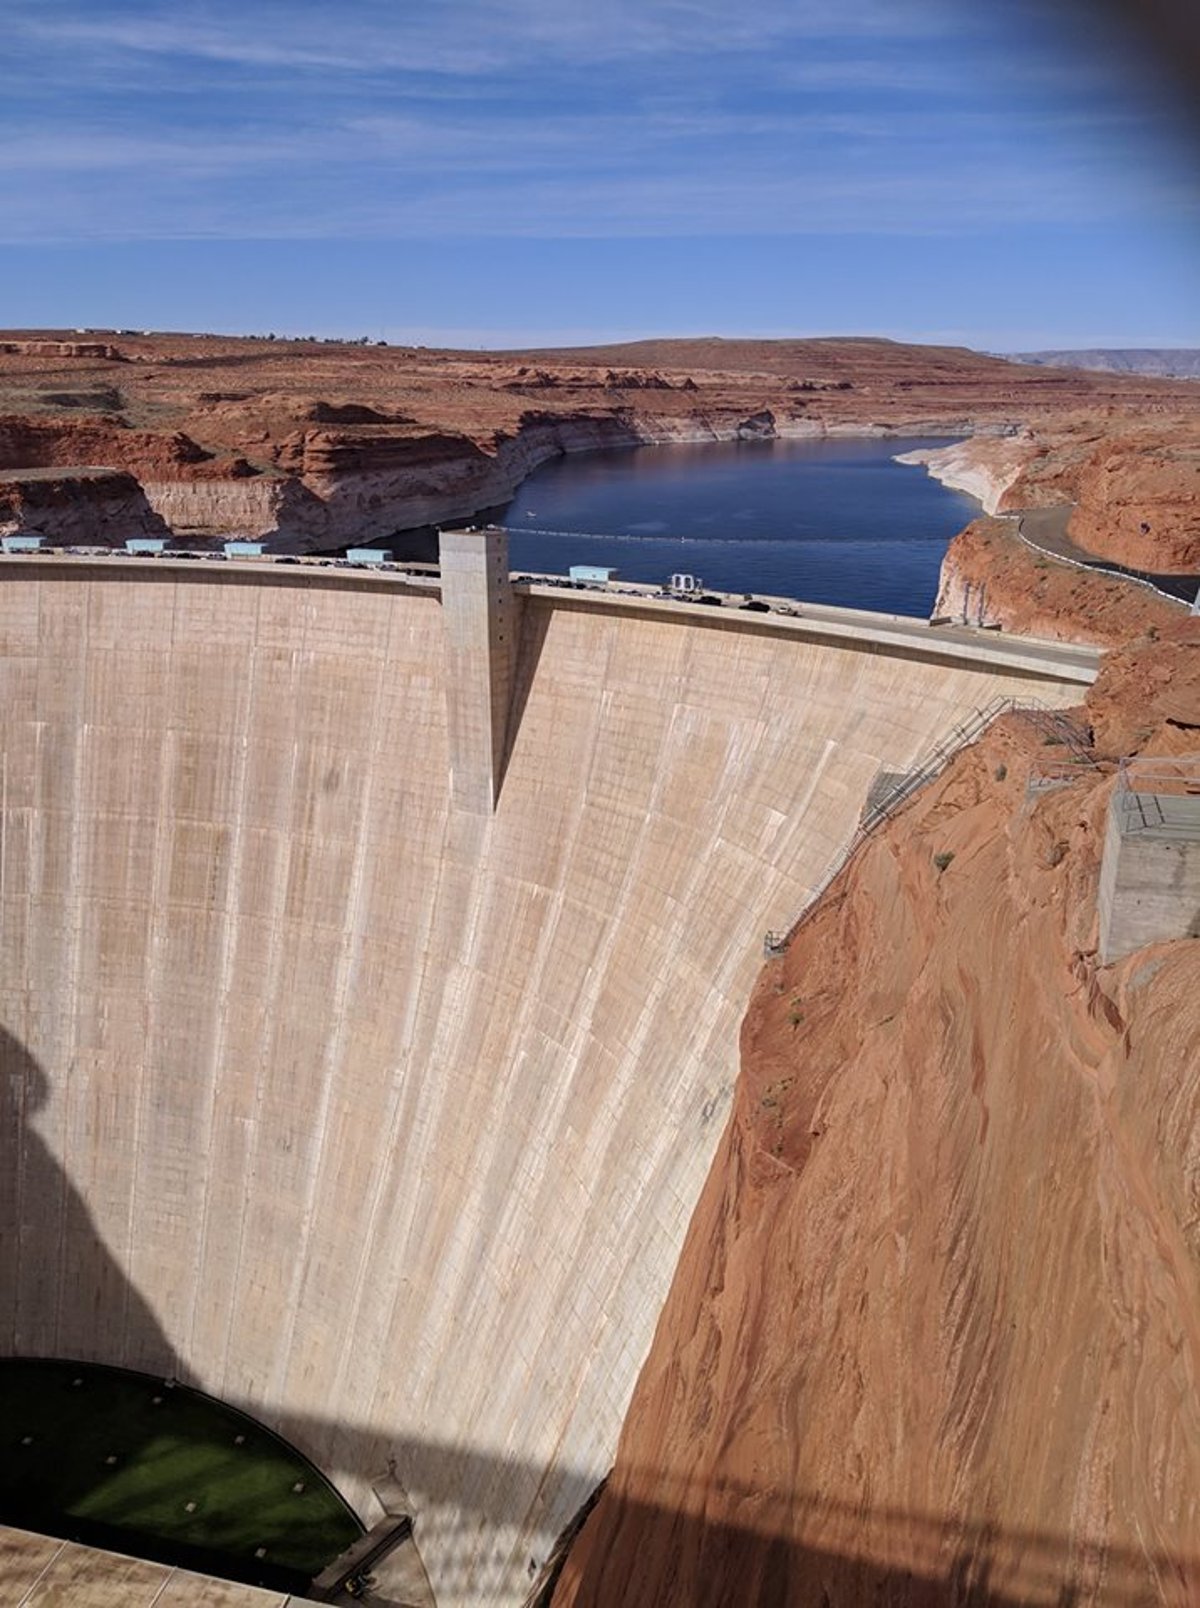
[496,435,979,617]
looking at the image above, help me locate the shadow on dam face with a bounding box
[0,1026,363,1593]
[0,1025,179,1378]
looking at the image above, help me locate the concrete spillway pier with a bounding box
[440,528,516,814]
[0,536,1095,1606]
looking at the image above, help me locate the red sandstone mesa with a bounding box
[1,331,1198,590]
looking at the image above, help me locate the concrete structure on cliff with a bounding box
[1098,756,1200,962]
[0,532,1096,1607]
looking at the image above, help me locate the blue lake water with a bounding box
[496,435,979,617]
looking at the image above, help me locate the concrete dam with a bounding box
[0,534,1097,1605]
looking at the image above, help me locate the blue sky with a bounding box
[4,0,1197,349]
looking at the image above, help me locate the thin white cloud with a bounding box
[2,94,1153,187]
[0,145,1185,245]
[12,10,503,74]
[2,0,1193,249]
[777,53,1120,97]
[12,0,959,78]
[0,129,329,175]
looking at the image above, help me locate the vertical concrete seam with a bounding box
[187,583,257,1367]
[274,595,394,1448]
[350,626,459,1440]
[215,596,305,1403]
[122,577,180,1362]
[144,1567,174,1607]
[54,581,93,1353]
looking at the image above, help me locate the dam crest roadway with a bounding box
[0,530,1095,1606]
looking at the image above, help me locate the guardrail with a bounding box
[0,543,441,579]
[1014,514,1199,608]
[763,696,1087,956]
[1112,755,1200,835]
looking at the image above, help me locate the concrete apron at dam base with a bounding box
[0,534,1096,1607]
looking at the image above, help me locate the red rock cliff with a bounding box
[0,468,170,543]
[934,518,1182,648]
[3,331,1200,545]
[552,626,1200,1608]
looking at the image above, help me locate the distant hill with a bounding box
[1008,349,1200,379]
[503,335,1020,377]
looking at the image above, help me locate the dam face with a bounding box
[0,545,1093,1605]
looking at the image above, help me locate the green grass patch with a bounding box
[0,1359,361,1588]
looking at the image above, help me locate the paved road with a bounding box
[0,545,1100,681]
[521,577,1100,682]
[1018,506,1199,605]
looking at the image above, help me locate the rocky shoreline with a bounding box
[9,411,994,553]
[893,433,1035,514]
[2,331,1197,567]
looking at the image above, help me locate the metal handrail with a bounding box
[1116,755,1200,790]
[764,697,1061,955]
[1111,755,1200,834]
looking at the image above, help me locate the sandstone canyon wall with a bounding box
[893,435,1037,514]
[909,429,1200,575]
[0,469,170,546]
[933,518,1183,648]
[552,623,1200,1608]
[2,332,1199,559]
